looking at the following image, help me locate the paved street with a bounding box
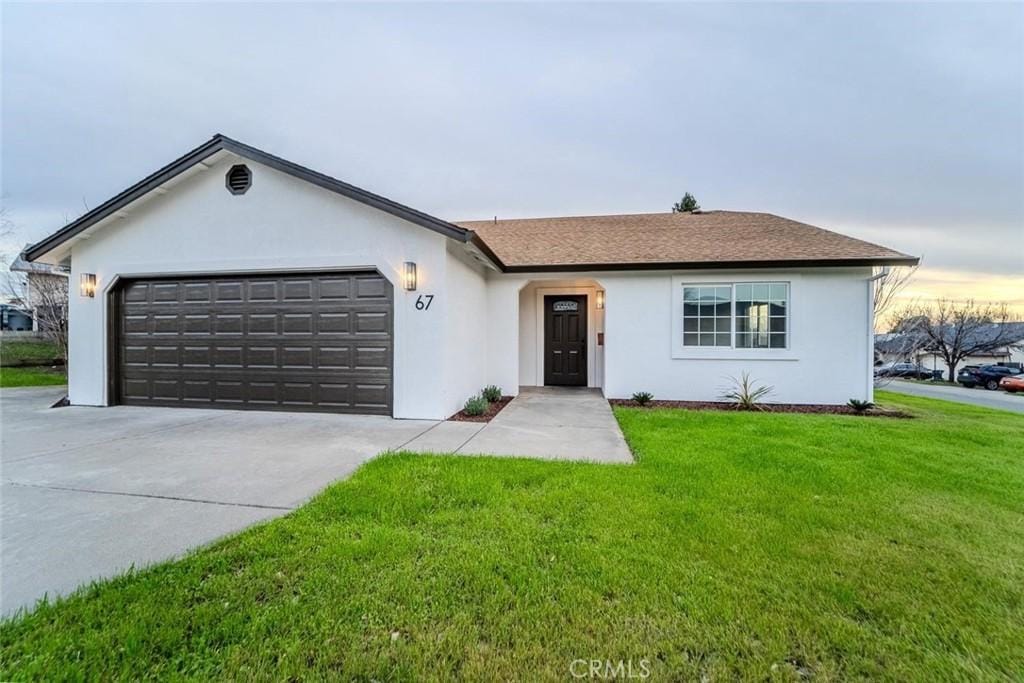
[883,380,1024,414]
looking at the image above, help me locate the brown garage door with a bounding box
[113,271,393,414]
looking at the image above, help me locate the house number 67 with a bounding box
[415,294,434,310]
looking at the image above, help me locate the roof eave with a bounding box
[499,255,920,273]
[25,134,471,262]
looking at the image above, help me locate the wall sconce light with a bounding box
[403,262,417,291]
[596,290,605,309]
[80,273,97,298]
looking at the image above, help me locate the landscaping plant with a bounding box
[463,395,488,416]
[631,391,653,406]
[848,398,875,414]
[481,385,502,403]
[720,372,773,410]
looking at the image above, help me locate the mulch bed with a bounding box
[449,396,514,423]
[608,399,913,419]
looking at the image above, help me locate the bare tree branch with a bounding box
[873,264,919,329]
[890,299,1021,382]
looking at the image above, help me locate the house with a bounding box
[9,249,69,335]
[24,135,917,419]
[0,303,34,331]
[876,323,1024,377]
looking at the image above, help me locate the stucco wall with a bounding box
[443,244,489,413]
[66,153,453,419]
[600,268,874,404]
[483,268,872,404]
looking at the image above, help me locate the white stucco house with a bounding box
[25,135,918,419]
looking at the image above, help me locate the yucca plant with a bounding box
[632,391,654,406]
[720,372,773,410]
[848,398,875,414]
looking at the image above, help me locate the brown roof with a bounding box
[458,211,917,271]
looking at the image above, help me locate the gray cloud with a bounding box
[2,2,1021,278]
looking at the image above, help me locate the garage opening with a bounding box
[110,271,393,415]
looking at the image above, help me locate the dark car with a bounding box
[874,362,934,380]
[957,364,1023,390]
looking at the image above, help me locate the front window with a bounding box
[682,285,731,347]
[681,282,789,349]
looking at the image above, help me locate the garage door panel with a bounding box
[116,271,393,415]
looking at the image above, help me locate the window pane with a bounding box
[770,283,787,302]
[683,333,698,346]
[683,287,699,302]
[713,286,731,302]
[769,302,786,316]
[735,284,751,300]
[735,316,750,333]
[716,333,731,347]
[699,318,715,332]
[735,301,751,318]
[769,333,786,349]
[715,302,731,316]
[715,318,731,333]
[699,333,717,347]
[683,318,698,332]
[699,304,716,317]
[770,317,786,332]
[752,284,769,301]
[735,333,751,348]
[683,303,699,316]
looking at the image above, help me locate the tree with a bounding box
[1,205,70,360]
[872,263,919,331]
[672,193,700,213]
[891,299,1022,382]
[27,272,70,361]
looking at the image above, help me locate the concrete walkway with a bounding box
[884,379,1024,414]
[405,387,633,463]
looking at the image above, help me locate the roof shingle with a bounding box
[459,211,917,270]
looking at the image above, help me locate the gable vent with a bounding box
[225,164,252,195]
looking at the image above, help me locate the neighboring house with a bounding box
[875,323,1024,376]
[24,135,917,419]
[9,250,69,334]
[0,303,34,331]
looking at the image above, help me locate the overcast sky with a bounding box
[2,2,1021,308]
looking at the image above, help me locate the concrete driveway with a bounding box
[883,379,1024,414]
[1,386,436,617]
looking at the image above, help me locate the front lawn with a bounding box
[0,339,66,387]
[2,393,1021,680]
[0,366,67,388]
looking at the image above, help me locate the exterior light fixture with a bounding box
[80,273,97,298]
[596,290,605,309]
[403,262,417,291]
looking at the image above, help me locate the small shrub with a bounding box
[848,398,875,414]
[720,372,773,410]
[481,385,502,402]
[632,391,654,406]
[463,395,488,416]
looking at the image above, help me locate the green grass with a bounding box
[0,366,66,388]
[0,339,65,387]
[2,393,1021,680]
[0,339,60,365]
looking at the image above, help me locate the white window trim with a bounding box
[670,276,798,361]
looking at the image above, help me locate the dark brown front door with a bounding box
[544,295,587,386]
[112,271,393,414]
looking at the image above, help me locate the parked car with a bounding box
[874,362,934,380]
[999,375,1024,393]
[958,364,1023,390]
